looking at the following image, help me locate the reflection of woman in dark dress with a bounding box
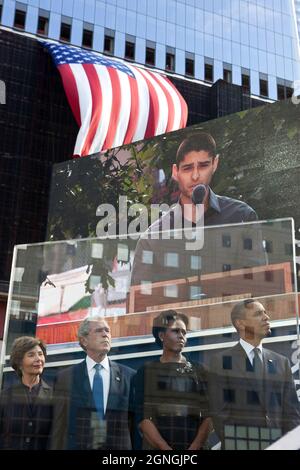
[133,310,211,450]
[0,337,53,450]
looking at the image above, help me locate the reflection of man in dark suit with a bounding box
[51,317,135,450]
[209,299,300,450]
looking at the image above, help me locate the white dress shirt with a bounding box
[86,355,110,413]
[239,338,263,366]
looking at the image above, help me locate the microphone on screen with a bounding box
[192,184,207,205]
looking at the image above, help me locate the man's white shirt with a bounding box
[239,338,263,366]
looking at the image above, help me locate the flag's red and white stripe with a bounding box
[57,62,188,157]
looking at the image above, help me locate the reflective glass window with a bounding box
[259,78,269,97]
[125,35,135,60]
[164,253,179,268]
[14,4,27,30]
[82,23,93,49]
[242,72,251,93]
[37,10,49,36]
[204,61,214,82]
[185,53,195,77]
[146,42,155,66]
[60,17,72,43]
[166,48,175,72]
[223,67,232,84]
[104,30,115,54]
[164,284,178,298]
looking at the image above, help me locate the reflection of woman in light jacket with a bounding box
[0,336,53,449]
[133,310,211,450]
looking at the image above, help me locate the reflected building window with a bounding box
[286,86,294,99]
[146,41,156,66]
[243,238,253,250]
[277,78,294,100]
[60,16,72,43]
[104,29,115,55]
[91,243,104,259]
[277,83,285,100]
[223,388,235,403]
[223,355,232,370]
[242,68,251,94]
[166,46,175,72]
[222,234,231,248]
[117,243,129,262]
[204,58,214,82]
[264,240,273,253]
[224,438,235,450]
[223,264,231,272]
[125,35,135,60]
[189,285,202,300]
[243,268,253,280]
[259,73,268,97]
[164,252,179,268]
[37,9,49,36]
[265,271,274,282]
[140,281,152,295]
[185,52,195,77]
[82,23,93,49]
[14,2,27,30]
[248,426,259,442]
[247,390,260,405]
[224,425,280,450]
[223,63,232,83]
[142,250,153,265]
[164,284,178,298]
[190,255,202,270]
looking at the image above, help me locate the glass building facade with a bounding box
[0,0,299,100]
[295,0,300,43]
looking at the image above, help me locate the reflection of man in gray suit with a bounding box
[209,299,300,450]
[51,317,135,450]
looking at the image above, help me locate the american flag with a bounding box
[43,42,188,157]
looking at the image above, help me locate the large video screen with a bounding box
[47,98,300,241]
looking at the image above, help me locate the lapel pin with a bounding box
[116,376,121,382]
[267,359,273,363]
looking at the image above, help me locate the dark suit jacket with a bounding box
[51,358,135,450]
[209,343,300,448]
[0,379,53,450]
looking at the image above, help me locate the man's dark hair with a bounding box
[176,132,217,167]
[10,336,47,378]
[231,299,256,331]
[152,310,189,347]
